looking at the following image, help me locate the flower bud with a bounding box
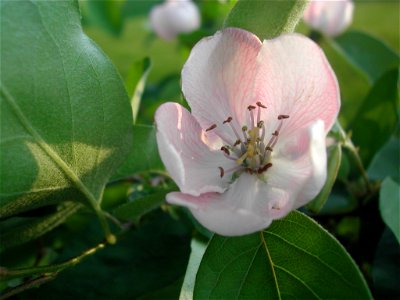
[303,0,354,37]
[150,0,201,40]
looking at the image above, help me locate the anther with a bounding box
[256,102,267,108]
[257,163,272,174]
[233,139,241,147]
[247,105,256,111]
[206,124,217,132]
[223,116,233,124]
[265,146,273,152]
[257,121,264,128]
[218,167,224,178]
[220,146,230,156]
[242,126,248,131]
[278,115,290,120]
[272,130,279,136]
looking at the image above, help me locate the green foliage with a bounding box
[333,30,399,84]
[125,58,152,123]
[112,125,163,181]
[19,212,192,300]
[113,188,172,223]
[0,202,81,251]
[194,211,372,299]
[0,0,133,219]
[368,137,400,183]
[307,144,342,213]
[379,177,400,243]
[372,229,400,298]
[349,69,399,165]
[224,0,307,39]
[81,0,125,35]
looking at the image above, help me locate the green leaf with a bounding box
[372,228,400,298]
[113,188,172,222]
[0,202,81,251]
[20,212,191,299]
[224,0,307,39]
[194,211,372,299]
[125,58,152,124]
[0,0,133,219]
[112,125,163,180]
[349,68,399,165]
[379,177,400,243]
[307,144,342,213]
[180,238,208,300]
[81,0,125,36]
[332,30,399,84]
[368,137,400,183]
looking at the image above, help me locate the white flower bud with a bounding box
[150,0,201,40]
[303,0,354,37]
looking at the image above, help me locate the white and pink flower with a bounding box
[155,28,340,236]
[303,0,354,37]
[150,0,201,40]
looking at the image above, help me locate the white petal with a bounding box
[269,120,328,208]
[254,34,340,137]
[182,28,263,143]
[155,102,236,196]
[167,173,294,236]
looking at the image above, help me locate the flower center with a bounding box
[206,102,289,179]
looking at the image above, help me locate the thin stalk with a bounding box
[0,241,106,280]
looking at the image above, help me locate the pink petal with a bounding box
[167,173,293,236]
[181,28,262,143]
[269,120,327,208]
[155,102,236,196]
[254,34,340,136]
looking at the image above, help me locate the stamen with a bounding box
[256,101,267,108]
[242,126,248,141]
[257,163,272,174]
[248,105,256,128]
[223,116,243,145]
[220,146,230,156]
[218,167,224,178]
[206,124,217,132]
[223,116,233,124]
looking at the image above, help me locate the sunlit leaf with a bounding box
[179,238,207,300]
[0,0,132,218]
[125,57,152,123]
[224,0,307,39]
[379,177,400,243]
[194,211,372,299]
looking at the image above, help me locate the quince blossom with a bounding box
[155,28,340,236]
[150,0,200,40]
[303,0,354,37]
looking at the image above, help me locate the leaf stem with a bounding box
[335,121,373,193]
[0,241,106,281]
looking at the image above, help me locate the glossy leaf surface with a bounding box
[0,0,133,217]
[194,211,372,299]
[224,0,307,39]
